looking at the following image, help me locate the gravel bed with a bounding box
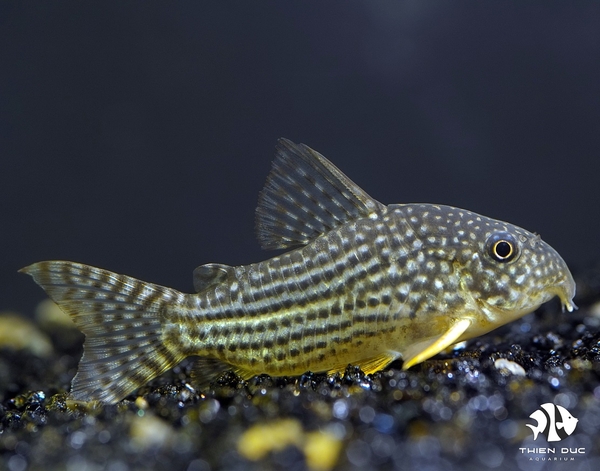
[1,267,599,471]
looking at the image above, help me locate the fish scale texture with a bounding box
[20,139,575,403]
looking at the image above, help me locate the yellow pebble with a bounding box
[35,299,76,330]
[0,313,53,356]
[237,418,303,461]
[569,358,592,370]
[303,430,342,471]
[135,397,149,410]
[130,413,173,450]
[237,419,343,471]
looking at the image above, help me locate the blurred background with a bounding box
[2,1,599,317]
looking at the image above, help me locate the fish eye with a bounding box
[486,232,519,263]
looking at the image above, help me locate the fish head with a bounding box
[448,208,577,327]
[556,405,579,435]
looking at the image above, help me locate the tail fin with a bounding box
[525,424,540,440]
[20,261,186,403]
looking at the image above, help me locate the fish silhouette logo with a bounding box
[526,403,578,442]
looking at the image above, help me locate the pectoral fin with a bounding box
[402,318,471,370]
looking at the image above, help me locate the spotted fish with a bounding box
[21,139,576,403]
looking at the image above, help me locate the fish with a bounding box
[526,403,578,441]
[20,138,577,404]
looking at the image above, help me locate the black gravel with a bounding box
[1,266,600,471]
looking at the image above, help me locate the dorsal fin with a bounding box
[193,263,235,293]
[255,138,385,250]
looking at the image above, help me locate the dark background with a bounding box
[2,1,599,317]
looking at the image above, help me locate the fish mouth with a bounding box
[479,276,577,323]
[525,281,577,314]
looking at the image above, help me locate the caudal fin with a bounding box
[525,424,540,440]
[20,261,186,403]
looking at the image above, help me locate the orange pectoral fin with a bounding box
[401,318,471,370]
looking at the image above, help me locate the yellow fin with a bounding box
[358,352,398,375]
[327,352,398,376]
[232,366,257,381]
[402,318,471,370]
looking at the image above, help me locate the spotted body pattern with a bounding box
[21,139,576,403]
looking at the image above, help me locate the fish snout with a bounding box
[541,245,577,313]
[554,265,577,313]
